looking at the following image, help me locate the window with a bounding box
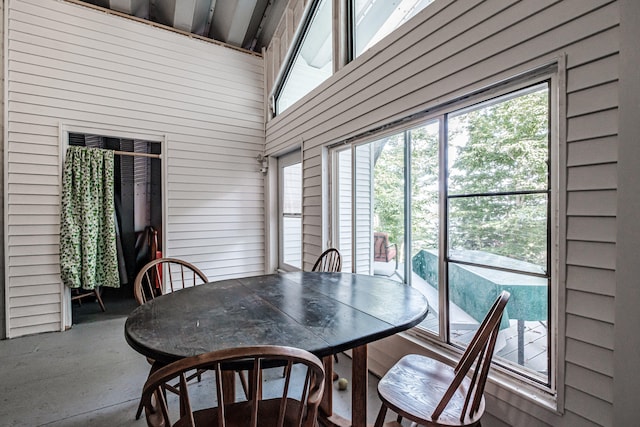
[279,151,302,270]
[275,0,333,114]
[273,0,436,115]
[351,0,435,58]
[332,80,553,385]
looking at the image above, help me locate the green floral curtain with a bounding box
[60,146,120,290]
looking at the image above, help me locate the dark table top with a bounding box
[125,272,429,364]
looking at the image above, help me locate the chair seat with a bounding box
[377,354,484,427]
[173,399,307,427]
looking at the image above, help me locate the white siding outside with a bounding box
[335,149,352,270]
[334,144,372,274]
[264,0,621,426]
[353,143,372,274]
[5,0,265,338]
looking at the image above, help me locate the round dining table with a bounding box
[125,271,429,427]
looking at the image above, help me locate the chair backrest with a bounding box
[433,290,510,423]
[311,248,342,272]
[141,345,325,427]
[373,232,391,262]
[134,257,208,305]
[373,231,398,262]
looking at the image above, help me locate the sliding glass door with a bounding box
[331,81,552,383]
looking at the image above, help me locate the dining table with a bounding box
[125,271,429,427]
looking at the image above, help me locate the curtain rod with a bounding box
[113,150,161,159]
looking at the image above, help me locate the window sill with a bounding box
[397,330,561,417]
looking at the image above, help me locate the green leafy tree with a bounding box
[448,88,549,267]
[373,87,549,268]
[373,135,405,250]
[373,125,440,259]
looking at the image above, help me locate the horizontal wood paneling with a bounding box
[566,337,614,376]
[567,363,613,403]
[264,0,619,425]
[566,362,614,403]
[567,190,617,216]
[567,163,617,191]
[566,266,615,296]
[567,109,618,141]
[567,136,617,167]
[566,314,614,350]
[566,289,614,323]
[567,82,618,117]
[567,55,619,92]
[5,0,266,337]
[9,284,60,298]
[567,241,616,270]
[564,387,613,427]
[567,217,616,242]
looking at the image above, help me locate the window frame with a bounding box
[278,150,303,272]
[348,0,436,60]
[272,0,333,116]
[329,71,559,392]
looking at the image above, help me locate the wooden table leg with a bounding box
[351,345,368,427]
[320,355,334,418]
[221,370,236,403]
[319,346,368,427]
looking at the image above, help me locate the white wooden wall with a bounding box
[4,0,265,338]
[264,0,621,426]
[0,0,5,339]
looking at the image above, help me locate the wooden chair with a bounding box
[312,248,341,273]
[71,287,106,312]
[311,248,342,368]
[133,257,208,305]
[374,291,511,427]
[133,258,247,419]
[141,345,325,427]
[373,232,398,275]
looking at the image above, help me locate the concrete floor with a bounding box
[0,293,390,427]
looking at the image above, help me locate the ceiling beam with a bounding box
[153,0,213,35]
[109,0,148,18]
[210,0,260,47]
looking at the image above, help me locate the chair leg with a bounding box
[374,404,387,427]
[136,383,169,420]
[94,288,106,312]
[135,396,144,420]
[137,361,164,420]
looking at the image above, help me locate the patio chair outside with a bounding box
[374,232,398,276]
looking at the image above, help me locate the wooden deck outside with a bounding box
[374,262,549,380]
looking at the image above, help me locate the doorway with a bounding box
[66,132,163,322]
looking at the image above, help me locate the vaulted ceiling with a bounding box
[77,0,287,52]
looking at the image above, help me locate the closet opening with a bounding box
[67,132,163,323]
